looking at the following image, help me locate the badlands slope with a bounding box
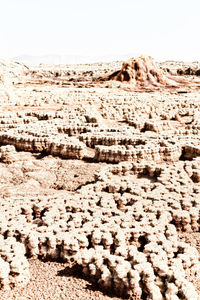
[0,56,199,299]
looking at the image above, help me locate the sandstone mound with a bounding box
[109,56,186,88]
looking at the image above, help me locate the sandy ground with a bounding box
[178,232,200,294]
[0,259,122,300]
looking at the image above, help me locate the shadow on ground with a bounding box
[57,264,127,299]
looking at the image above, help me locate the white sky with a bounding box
[1,0,200,60]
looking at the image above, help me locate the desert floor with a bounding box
[0,57,199,299]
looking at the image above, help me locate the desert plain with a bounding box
[0,56,199,299]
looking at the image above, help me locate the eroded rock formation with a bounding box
[108,55,196,89]
[0,58,199,299]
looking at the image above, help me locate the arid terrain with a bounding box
[0,56,199,299]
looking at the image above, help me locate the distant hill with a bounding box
[13,53,139,66]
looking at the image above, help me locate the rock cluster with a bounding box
[0,159,199,297]
[0,134,86,160]
[0,235,29,290]
[94,142,182,163]
[0,58,199,298]
[161,60,200,76]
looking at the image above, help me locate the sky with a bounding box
[1,0,200,61]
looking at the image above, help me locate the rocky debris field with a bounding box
[0,56,199,299]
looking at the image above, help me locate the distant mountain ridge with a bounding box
[13,53,139,66]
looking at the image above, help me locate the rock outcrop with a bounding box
[108,55,189,88]
[0,58,199,299]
